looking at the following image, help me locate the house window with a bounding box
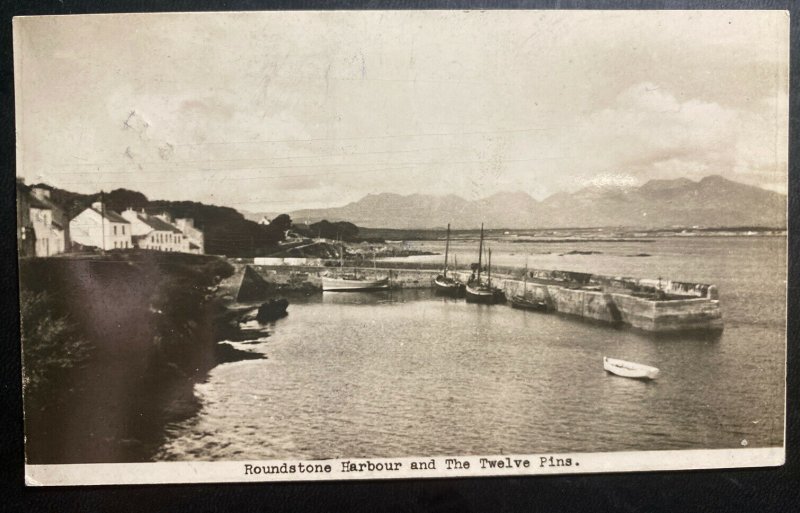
[113,225,117,235]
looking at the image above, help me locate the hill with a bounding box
[284,176,786,229]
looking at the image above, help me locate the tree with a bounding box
[298,220,360,241]
[263,214,292,241]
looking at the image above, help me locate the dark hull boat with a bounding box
[434,223,464,296]
[511,257,548,311]
[510,295,547,311]
[434,275,466,296]
[466,282,505,304]
[465,224,504,304]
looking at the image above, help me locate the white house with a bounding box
[121,209,204,254]
[69,202,132,250]
[121,209,185,252]
[28,187,68,257]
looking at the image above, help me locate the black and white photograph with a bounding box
[14,9,788,485]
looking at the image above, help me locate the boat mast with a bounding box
[476,223,484,283]
[339,234,344,271]
[443,223,450,277]
[487,248,492,288]
[523,254,528,297]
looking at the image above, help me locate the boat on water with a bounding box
[465,224,504,304]
[434,223,465,296]
[322,239,390,292]
[511,257,549,311]
[603,357,660,380]
[510,295,548,311]
[322,275,390,291]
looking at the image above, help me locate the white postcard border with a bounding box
[25,447,784,486]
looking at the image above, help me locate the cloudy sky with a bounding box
[14,10,789,212]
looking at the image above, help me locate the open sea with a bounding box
[157,236,785,461]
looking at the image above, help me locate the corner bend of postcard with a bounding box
[14,9,788,486]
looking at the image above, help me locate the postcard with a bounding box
[14,9,788,485]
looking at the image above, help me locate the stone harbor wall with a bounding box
[233,261,723,333]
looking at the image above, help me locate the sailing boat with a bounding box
[433,223,465,296]
[511,255,548,311]
[465,224,504,304]
[322,237,389,292]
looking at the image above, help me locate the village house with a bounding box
[15,180,69,257]
[121,209,204,254]
[122,209,185,252]
[28,186,69,257]
[69,202,132,250]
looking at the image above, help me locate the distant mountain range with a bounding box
[280,175,786,229]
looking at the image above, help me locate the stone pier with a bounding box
[226,261,723,333]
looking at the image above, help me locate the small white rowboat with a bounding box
[603,357,660,380]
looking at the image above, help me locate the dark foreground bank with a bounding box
[19,251,263,464]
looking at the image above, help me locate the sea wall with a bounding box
[235,262,723,333]
[453,271,723,332]
[233,264,440,300]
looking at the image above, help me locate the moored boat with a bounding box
[322,276,390,291]
[465,225,504,304]
[510,256,548,311]
[465,282,502,303]
[434,275,465,295]
[603,357,660,380]
[434,223,465,296]
[323,238,390,292]
[510,295,548,311]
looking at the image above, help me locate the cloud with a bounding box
[565,82,786,193]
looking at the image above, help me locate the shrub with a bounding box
[20,290,92,409]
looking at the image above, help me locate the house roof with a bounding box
[91,207,130,223]
[138,215,182,233]
[28,195,52,210]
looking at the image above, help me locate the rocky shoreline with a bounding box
[19,252,281,464]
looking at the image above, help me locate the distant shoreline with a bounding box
[358,231,787,243]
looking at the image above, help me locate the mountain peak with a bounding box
[699,174,731,185]
[639,177,694,191]
[286,175,785,229]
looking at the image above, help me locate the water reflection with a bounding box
[321,290,397,305]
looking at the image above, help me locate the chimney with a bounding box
[31,187,51,200]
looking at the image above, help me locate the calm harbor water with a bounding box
[157,237,785,460]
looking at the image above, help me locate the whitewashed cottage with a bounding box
[121,209,186,252]
[69,202,132,250]
[28,187,68,257]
